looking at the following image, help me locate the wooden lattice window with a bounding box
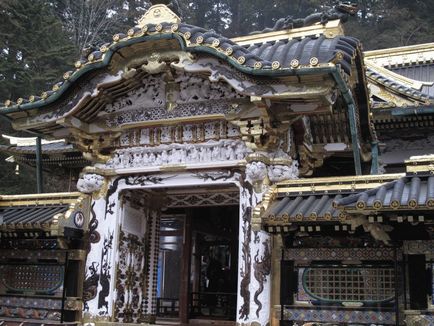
[299,267,395,304]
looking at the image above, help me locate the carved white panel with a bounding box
[103,139,251,170]
[140,129,151,145]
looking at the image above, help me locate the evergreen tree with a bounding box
[0,0,75,101]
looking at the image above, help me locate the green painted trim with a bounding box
[0,32,336,114]
[331,69,362,175]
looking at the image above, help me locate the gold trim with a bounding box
[231,20,344,46]
[275,173,403,194]
[405,155,434,173]
[137,4,181,27]
[364,42,434,66]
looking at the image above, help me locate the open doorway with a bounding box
[156,205,239,323]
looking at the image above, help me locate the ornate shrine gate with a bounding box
[82,174,274,325]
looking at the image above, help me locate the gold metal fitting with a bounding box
[100,45,109,53]
[29,95,36,102]
[41,92,48,99]
[225,47,233,55]
[237,56,246,64]
[52,84,60,91]
[212,39,220,47]
[88,53,95,62]
[272,61,280,69]
[17,98,24,105]
[254,61,262,69]
[63,71,71,80]
[390,200,400,209]
[155,24,163,32]
[4,100,11,107]
[142,25,148,33]
[408,199,418,208]
[113,34,121,42]
[335,51,344,61]
[75,61,82,68]
[195,36,204,44]
[373,201,382,210]
[184,31,191,40]
[309,57,319,66]
[356,201,366,209]
[127,28,135,37]
[290,59,299,68]
[171,24,179,32]
[324,212,332,220]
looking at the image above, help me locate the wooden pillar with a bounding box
[179,210,192,323]
[271,235,282,326]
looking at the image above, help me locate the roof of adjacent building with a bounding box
[0,192,90,236]
[255,155,434,231]
[334,174,434,212]
[364,43,434,111]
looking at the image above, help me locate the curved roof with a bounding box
[0,5,363,114]
[334,174,434,212]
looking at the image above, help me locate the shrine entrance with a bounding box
[157,205,239,324]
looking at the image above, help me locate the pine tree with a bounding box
[0,0,75,101]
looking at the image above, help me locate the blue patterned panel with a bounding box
[0,264,64,294]
[284,308,396,325]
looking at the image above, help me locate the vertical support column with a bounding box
[237,181,272,326]
[270,235,283,326]
[250,230,272,326]
[179,211,192,323]
[141,207,161,323]
[82,192,120,322]
[36,136,43,193]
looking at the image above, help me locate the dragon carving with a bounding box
[250,2,358,34]
[83,262,100,311]
[253,239,271,318]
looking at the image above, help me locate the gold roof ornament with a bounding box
[137,4,181,27]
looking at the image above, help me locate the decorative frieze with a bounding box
[166,191,239,208]
[116,121,241,147]
[104,139,251,169]
[284,247,396,261]
[102,72,244,115]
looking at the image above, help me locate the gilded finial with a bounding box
[137,4,181,28]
